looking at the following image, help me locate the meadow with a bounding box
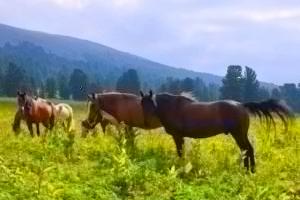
[0,98,299,200]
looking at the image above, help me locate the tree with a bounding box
[4,62,26,97]
[193,77,209,101]
[58,75,70,99]
[116,69,141,95]
[207,83,220,101]
[38,82,46,98]
[88,82,102,94]
[243,66,259,102]
[258,87,270,101]
[29,77,37,96]
[220,65,243,101]
[271,88,281,99]
[181,77,194,92]
[45,77,56,98]
[0,67,3,96]
[280,83,299,111]
[69,69,89,100]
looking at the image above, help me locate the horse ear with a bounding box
[140,91,144,97]
[149,90,153,98]
[88,93,96,101]
[17,91,25,97]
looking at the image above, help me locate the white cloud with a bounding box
[235,9,300,22]
[44,0,91,9]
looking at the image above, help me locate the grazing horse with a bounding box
[54,103,74,132]
[81,92,161,136]
[15,92,56,136]
[140,91,292,172]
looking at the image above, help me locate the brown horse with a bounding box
[81,92,161,136]
[140,91,292,172]
[15,92,56,136]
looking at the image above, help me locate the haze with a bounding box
[0,0,299,84]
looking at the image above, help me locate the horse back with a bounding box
[29,101,54,123]
[160,100,249,136]
[101,94,143,125]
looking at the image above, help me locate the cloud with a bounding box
[44,0,90,9]
[235,9,300,22]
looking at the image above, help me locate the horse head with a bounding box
[17,91,37,117]
[140,90,158,127]
[84,93,103,128]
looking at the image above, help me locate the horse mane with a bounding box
[180,92,198,102]
[157,93,196,105]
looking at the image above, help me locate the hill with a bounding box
[0,23,223,89]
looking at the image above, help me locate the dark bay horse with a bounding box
[81,92,161,136]
[140,91,292,172]
[14,92,56,136]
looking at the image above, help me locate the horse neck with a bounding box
[155,94,190,114]
[98,95,121,113]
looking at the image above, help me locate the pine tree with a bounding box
[220,65,243,101]
[69,69,89,100]
[258,87,270,101]
[58,75,70,99]
[271,88,281,99]
[45,77,57,98]
[116,69,141,95]
[0,67,3,96]
[193,77,209,101]
[181,77,194,92]
[243,66,259,102]
[4,62,26,97]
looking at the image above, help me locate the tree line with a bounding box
[220,65,300,112]
[0,62,300,112]
[0,62,140,101]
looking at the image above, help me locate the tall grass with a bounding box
[0,98,299,199]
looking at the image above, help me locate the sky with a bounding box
[0,0,299,84]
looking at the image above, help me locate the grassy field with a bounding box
[0,98,299,200]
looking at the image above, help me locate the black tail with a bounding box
[243,99,293,131]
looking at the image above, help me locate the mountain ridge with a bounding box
[0,23,276,89]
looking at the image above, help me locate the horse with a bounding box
[54,103,74,132]
[140,90,292,172]
[15,92,56,136]
[81,92,161,136]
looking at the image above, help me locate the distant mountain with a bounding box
[0,23,276,90]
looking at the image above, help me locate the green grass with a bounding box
[0,98,299,200]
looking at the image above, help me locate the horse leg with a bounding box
[42,121,51,135]
[100,120,109,134]
[26,121,34,137]
[231,132,255,173]
[36,123,40,136]
[49,115,55,131]
[172,135,184,157]
[66,118,72,132]
[62,121,67,132]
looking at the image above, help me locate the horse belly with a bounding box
[184,128,225,138]
[182,118,225,138]
[35,108,52,122]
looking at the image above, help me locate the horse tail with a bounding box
[242,99,293,131]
